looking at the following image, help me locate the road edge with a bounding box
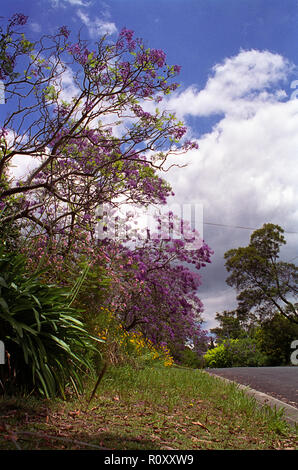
[204,371,298,428]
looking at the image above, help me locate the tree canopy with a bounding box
[224,223,298,324]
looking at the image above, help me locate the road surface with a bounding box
[206,366,298,408]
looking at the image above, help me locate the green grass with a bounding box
[0,364,297,450]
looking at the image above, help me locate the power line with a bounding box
[287,255,298,262]
[203,221,298,234]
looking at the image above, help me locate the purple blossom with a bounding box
[59,25,70,38]
[117,28,136,52]
[10,13,28,26]
[67,43,81,56]
[132,105,152,121]
[171,126,187,140]
[169,83,179,92]
[173,64,182,74]
[119,27,134,42]
[119,61,131,80]
[79,48,90,65]
[0,128,8,139]
[149,49,166,67]
[183,140,199,150]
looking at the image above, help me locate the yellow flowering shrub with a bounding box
[96,308,174,367]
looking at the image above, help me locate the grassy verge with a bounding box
[0,364,297,450]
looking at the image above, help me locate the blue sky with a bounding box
[2,0,298,329]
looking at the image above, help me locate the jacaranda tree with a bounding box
[0,13,198,250]
[0,13,212,369]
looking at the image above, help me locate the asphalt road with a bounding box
[206,367,298,408]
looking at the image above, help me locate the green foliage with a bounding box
[255,313,298,366]
[224,223,298,324]
[70,259,111,337]
[204,338,268,368]
[178,346,205,368]
[204,342,230,368]
[210,310,250,343]
[0,242,102,398]
[90,307,174,369]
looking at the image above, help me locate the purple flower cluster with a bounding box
[59,26,70,38]
[183,140,199,150]
[137,49,166,68]
[173,64,182,74]
[67,43,81,55]
[10,13,28,26]
[116,27,136,52]
[171,126,187,140]
[149,49,166,68]
[132,105,153,121]
[118,61,131,81]
[54,103,70,118]
[0,128,8,138]
[96,209,213,356]
[67,43,90,65]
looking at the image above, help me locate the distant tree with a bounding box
[210,310,249,343]
[224,223,298,325]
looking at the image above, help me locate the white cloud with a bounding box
[8,154,41,183]
[30,22,42,33]
[67,0,90,5]
[201,289,238,330]
[165,49,293,120]
[76,9,117,38]
[56,64,81,104]
[166,98,298,228]
[51,0,91,7]
[161,49,298,227]
[156,49,298,328]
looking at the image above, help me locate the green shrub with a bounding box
[178,346,205,368]
[255,314,298,366]
[0,242,102,398]
[204,338,268,368]
[204,343,231,368]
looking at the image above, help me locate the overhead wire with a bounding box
[203,221,298,234]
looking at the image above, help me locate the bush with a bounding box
[255,314,298,366]
[0,242,102,398]
[204,338,268,368]
[204,343,230,368]
[178,346,205,368]
[95,308,174,368]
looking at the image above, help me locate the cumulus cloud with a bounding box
[166,49,293,120]
[50,0,91,7]
[158,49,298,327]
[164,50,298,228]
[76,9,117,38]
